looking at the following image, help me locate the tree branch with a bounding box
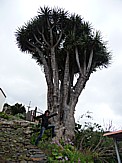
[33,34,43,46]
[83,49,87,74]
[75,47,82,75]
[69,75,88,109]
[50,47,59,109]
[86,49,93,73]
[50,28,53,47]
[37,27,51,47]
[46,16,51,29]
[27,41,36,48]
[69,49,93,109]
[36,47,52,87]
[63,51,69,106]
[53,31,63,48]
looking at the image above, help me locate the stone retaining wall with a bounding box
[0,118,47,163]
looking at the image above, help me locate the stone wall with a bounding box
[0,118,47,163]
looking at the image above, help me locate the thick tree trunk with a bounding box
[54,104,75,140]
[62,104,75,139]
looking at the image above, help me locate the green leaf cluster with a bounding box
[16,6,111,78]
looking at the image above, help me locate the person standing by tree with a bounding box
[34,110,58,145]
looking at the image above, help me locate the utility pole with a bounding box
[27,101,31,112]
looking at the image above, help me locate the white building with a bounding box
[0,88,6,112]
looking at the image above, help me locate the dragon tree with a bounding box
[15,7,111,139]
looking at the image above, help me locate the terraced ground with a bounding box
[0,118,47,163]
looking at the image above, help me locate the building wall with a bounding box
[0,89,6,112]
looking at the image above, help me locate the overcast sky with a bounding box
[0,0,122,130]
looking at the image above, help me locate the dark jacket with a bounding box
[35,113,57,128]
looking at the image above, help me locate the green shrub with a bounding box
[74,112,117,162]
[11,103,26,115]
[0,112,9,119]
[0,112,15,120]
[14,113,26,120]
